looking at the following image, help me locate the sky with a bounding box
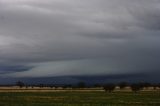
[0,0,160,79]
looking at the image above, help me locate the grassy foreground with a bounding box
[0,91,159,106]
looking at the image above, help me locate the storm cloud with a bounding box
[0,0,160,78]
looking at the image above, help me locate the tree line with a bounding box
[16,81,160,93]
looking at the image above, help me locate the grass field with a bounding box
[0,91,160,106]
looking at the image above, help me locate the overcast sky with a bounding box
[0,0,160,78]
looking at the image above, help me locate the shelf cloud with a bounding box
[0,0,160,78]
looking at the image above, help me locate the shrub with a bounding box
[103,83,115,92]
[77,82,86,88]
[118,82,128,89]
[16,81,25,88]
[131,83,143,93]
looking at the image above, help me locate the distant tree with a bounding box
[158,83,160,88]
[118,82,128,89]
[16,81,25,88]
[140,82,151,89]
[39,84,44,88]
[49,85,54,88]
[152,84,158,90]
[94,83,102,88]
[155,83,160,90]
[25,85,28,89]
[131,83,143,93]
[77,82,86,88]
[63,84,72,88]
[103,83,115,93]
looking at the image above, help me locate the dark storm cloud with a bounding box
[0,0,160,77]
[0,65,33,73]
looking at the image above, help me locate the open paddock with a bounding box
[0,88,159,106]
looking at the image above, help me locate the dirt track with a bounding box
[0,86,159,92]
[0,86,105,92]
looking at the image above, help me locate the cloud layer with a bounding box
[0,0,160,77]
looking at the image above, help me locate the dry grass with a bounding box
[0,91,159,106]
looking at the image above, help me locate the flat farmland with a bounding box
[0,91,159,106]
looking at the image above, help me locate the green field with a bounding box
[0,91,160,106]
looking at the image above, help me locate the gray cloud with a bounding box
[0,0,160,77]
